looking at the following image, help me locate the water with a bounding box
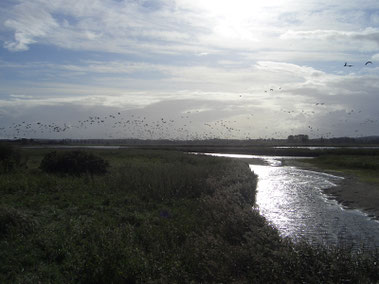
[23,145,124,149]
[205,153,379,250]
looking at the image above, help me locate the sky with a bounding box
[1,0,379,140]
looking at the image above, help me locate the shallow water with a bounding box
[23,145,124,149]
[206,153,379,250]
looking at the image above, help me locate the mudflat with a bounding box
[322,174,379,220]
[284,159,379,220]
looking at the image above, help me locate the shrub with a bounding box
[40,150,109,177]
[0,143,21,173]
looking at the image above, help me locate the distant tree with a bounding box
[301,134,309,143]
[40,150,109,177]
[287,134,308,143]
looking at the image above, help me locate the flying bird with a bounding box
[365,61,373,65]
[344,62,353,67]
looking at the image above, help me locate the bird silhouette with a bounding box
[365,61,373,65]
[344,62,353,67]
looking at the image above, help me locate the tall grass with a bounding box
[315,154,379,170]
[0,149,378,283]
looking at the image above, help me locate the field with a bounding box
[0,147,378,283]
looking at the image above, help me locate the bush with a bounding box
[0,143,21,173]
[40,150,109,177]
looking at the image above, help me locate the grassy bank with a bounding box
[304,154,379,184]
[1,149,378,283]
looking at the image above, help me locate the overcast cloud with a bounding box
[0,0,379,139]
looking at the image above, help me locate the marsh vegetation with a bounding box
[0,146,378,283]
[305,154,379,184]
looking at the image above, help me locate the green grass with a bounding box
[305,154,379,184]
[0,149,378,283]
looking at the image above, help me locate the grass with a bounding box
[0,148,378,283]
[305,154,379,184]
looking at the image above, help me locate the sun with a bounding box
[184,0,289,41]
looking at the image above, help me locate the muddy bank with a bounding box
[283,159,379,220]
[322,175,379,220]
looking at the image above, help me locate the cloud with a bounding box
[281,28,379,46]
[1,0,203,55]
[3,1,59,51]
[1,1,379,139]
[3,0,378,56]
[1,61,378,139]
[3,31,36,51]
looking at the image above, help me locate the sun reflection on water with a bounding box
[251,162,379,249]
[201,152,379,249]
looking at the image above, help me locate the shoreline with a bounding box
[321,174,379,221]
[282,159,379,221]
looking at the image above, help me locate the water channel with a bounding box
[207,153,379,251]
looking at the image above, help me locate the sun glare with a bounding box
[184,0,291,41]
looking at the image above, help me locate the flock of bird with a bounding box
[0,61,377,140]
[0,112,255,140]
[344,61,372,67]
[1,102,377,140]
